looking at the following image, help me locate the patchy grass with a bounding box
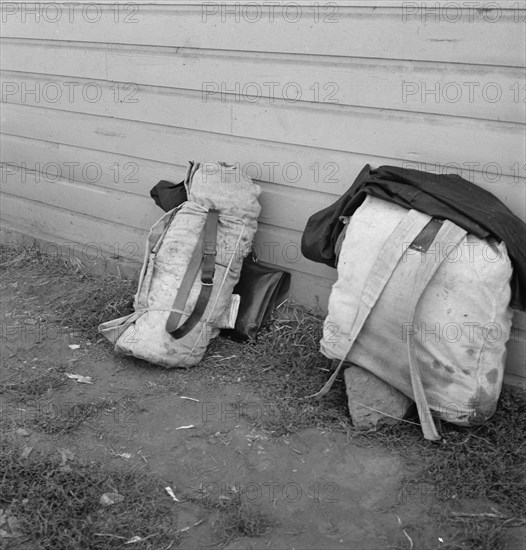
[52,275,135,337]
[200,302,350,435]
[0,368,67,401]
[31,398,123,434]
[0,242,135,339]
[374,387,526,515]
[211,498,275,547]
[192,484,276,547]
[438,516,523,550]
[0,373,141,435]
[0,241,83,274]
[369,386,526,549]
[0,437,180,549]
[2,241,525,548]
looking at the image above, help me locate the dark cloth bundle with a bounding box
[301,164,526,311]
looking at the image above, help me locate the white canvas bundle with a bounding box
[99,162,261,368]
[321,195,513,431]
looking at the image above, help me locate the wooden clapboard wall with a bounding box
[1,0,525,385]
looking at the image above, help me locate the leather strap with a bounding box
[166,209,219,339]
[409,218,443,253]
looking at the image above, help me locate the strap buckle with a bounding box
[203,242,217,256]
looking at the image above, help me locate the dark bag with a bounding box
[225,254,291,341]
[150,179,188,212]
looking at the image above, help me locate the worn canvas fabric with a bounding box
[99,162,261,368]
[321,196,514,426]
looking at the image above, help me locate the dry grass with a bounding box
[0,436,181,550]
[438,517,524,550]
[199,300,350,435]
[53,276,135,336]
[0,241,83,273]
[371,387,526,515]
[365,387,526,549]
[0,368,67,401]
[1,241,136,338]
[191,484,276,547]
[30,398,122,434]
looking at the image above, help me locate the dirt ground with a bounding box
[1,252,525,550]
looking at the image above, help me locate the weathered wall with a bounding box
[1,1,524,384]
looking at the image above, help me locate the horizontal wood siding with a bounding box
[1,0,525,385]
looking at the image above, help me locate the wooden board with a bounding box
[2,104,525,219]
[2,39,524,122]
[2,75,524,185]
[1,3,524,65]
[0,139,339,233]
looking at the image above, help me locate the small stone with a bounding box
[20,446,33,459]
[99,492,124,506]
[343,364,413,429]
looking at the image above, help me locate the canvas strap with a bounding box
[166,209,219,339]
[405,220,466,440]
[184,160,200,193]
[304,209,432,401]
